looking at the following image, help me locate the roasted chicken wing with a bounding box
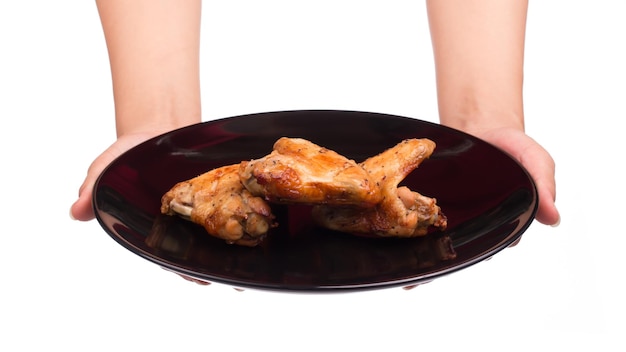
[239,137,382,207]
[312,138,447,237]
[161,164,276,246]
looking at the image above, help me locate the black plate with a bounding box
[93,110,537,292]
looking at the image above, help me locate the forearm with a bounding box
[96,0,202,137]
[426,0,528,134]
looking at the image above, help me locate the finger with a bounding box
[403,280,433,290]
[178,274,211,286]
[70,165,102,221]
[508,236,522,248]
[520,144,560,226]
[70,185,96,221]
[70,146,121,221]
[534,178,560,226]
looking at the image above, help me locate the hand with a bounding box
[401,126,555,292]
[471,127,560,227]
[70,131,166,221]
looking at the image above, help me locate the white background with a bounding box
[1,1,624,350]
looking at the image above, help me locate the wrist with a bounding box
[440,111,525,137]
[115,106,201,138]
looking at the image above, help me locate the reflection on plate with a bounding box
[93,110,537,292]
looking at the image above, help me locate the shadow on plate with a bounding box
[145,205,457,291]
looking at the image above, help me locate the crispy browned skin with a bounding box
[161,164,276,246]
[239,137,382,207]
[312,139,447,237]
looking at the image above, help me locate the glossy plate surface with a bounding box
[94,110,537,292]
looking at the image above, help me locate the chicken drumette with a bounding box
[312,138,447,237]
[161,164,276,246]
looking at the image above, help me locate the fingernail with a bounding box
[551,214,561,228]
[69,207,76,221]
